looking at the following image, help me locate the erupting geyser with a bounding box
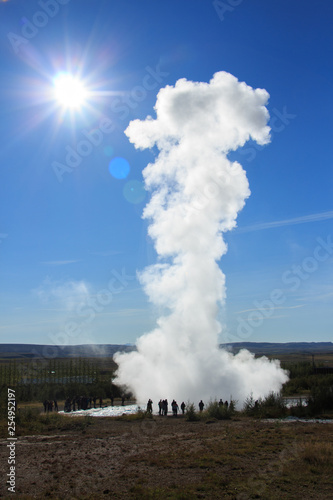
[114,71,288,406]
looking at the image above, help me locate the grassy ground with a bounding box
[270,353,333,365]
[0,410,332,499]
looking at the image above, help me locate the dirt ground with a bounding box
[1,414,332,499]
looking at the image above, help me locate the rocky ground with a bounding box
[1,414,332,499]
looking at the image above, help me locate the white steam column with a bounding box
[114,72,288,406]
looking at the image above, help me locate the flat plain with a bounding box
[1,412,332,499]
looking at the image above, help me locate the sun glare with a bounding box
[53,73,88,110]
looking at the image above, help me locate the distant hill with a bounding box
[0,342,332,359]
[221,342,333,355]
[0,344,136,359]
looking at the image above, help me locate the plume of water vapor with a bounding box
[114,72,288,406]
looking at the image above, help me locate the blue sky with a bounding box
[0,0,332,346]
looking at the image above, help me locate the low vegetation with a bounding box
[0,406,93,438]
[1,353,333,425]
[186,400,236,421]
[0,350,332,498]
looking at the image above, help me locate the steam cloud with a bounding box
[114,72,288,406]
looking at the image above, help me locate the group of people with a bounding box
[63,395,101,412]
[43,399,58,412]
[157,399,179,416]
[43,396,229,414]
[45,395,127,413]
[148,399,229,415]
[156,399,184,416]
[148,399,187,416]
[198,399,229,411]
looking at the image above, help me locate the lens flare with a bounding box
[109,157,130,179]
[123,180,146,204]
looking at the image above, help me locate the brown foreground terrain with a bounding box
[1,413,332,499]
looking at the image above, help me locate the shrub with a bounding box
[243,392,287,418]
[307,385,333,415]
[290,398,309,418]
[206,400,235,420]
[243,394,258,416]
[186,403,200,421]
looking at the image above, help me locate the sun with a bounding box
[53,73,88,110]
